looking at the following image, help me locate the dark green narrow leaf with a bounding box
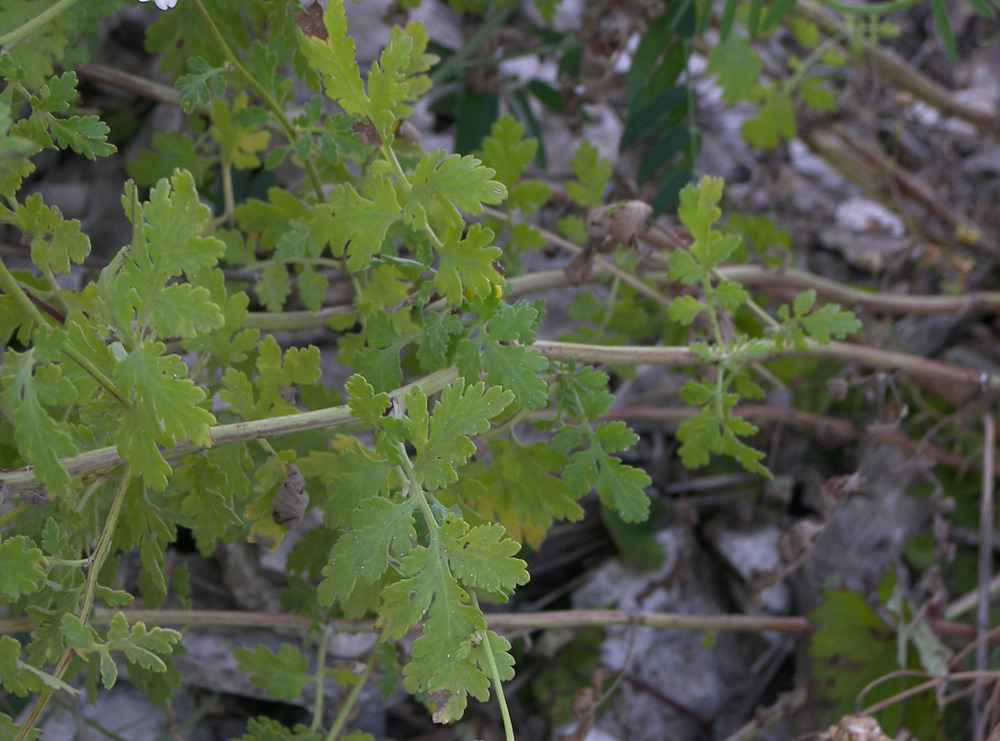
[963,0,994,18]
[761,0,799,32]
[651,167,695,214]
[719,0,740,41]
[620,85,686,150]
[747,0,764,38]
[928,0,957,60]
[697,0,717,35]
[636,124,690,184]
[454,86,499,155]
[626,14,672,105]
[509,87,548,169]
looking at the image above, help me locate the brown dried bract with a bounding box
[353,120,382,147]
[271,464,308,527]
[819,715,892,741]
[293,2,326,40]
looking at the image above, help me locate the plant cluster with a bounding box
[1,0,999,739]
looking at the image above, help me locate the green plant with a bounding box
[2,1,1000,739]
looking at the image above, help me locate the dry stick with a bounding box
[0,607,811,636]
[720,688,807,741]
[540,404,976,471]
[533,339,1000,393]
[800,125,1000,258]
[3,339,998,494]
[795,1,1000,141]
[975,414,996,739]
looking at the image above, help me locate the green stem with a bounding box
[0,0,80,50]
[473,595,515,741]
[15,467,133,741]
[818,0,922,15]
[0,606,816,638]
[0,256,129,407]
[190,0,325,202]
[310,625,333,733]
[323,643,377,741]
[0,367,458,494]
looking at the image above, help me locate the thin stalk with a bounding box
[0,607,815,637]
[0,367,457,494]
[0,0,80,50]
[474,599,515,741]
[191,0,325,202]
[818,0,922,15]
[481,206,673,308]
[310,625,333,733]
[0,256,129,407]
[323,648,377,741]
[974,414,996,734]
[4,334,1000,494]
[430,0,519,85]
[15,467,133,741]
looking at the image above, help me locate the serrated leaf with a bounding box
[0,345,77,497]
[667,294,705,325]
[47,114,116,160]
[706,33,762,105]
[563,424,651,522]
[712,279,749,311]
[128,131,214,187]
[741,89,796,149]
[176,56,237,110]
[14,193,90,273]
[801,303,860,344]
[235,643,310,701]
[456,302,549,408]
[113,342,215,490]
[0,535,45,602]
[565,140,611,208]
[442,520,528,596]
[345,374,391,426]
[477,115,537,188]
[321,177,402,271]
[256,263,293,311]
[403,150,506,232]
[106,613,181,673]
[318,497,417,605]
[435,223,504,307]
[406,379,513,491]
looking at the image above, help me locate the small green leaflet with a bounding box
[234,643,310,701]
[0,535,46,602]
[403,150,507,233]
[561,422,651,522]
[318,497,417,605]
[0,635,76,697]
[13,193,90,274]
[298,0,435,140]
[455,300,549,408]
[239,716,324,741]
[435,224,504,307]
[405,379,514,491]
[113,342,215,491]
[61,613,180,690]
[565,140,611,208]
[439,519,529,597]
[0,341,77,498]
[706,33,762,105]
[320,177,401,270]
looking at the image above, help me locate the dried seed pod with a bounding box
[272,464,307,527]
[610,200,653,247]
[19,486,50,506]
[293,2,326,39]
